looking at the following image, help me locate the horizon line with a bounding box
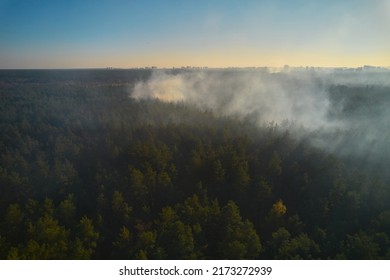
[1,65,390,71]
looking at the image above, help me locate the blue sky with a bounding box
[0,0,389,68]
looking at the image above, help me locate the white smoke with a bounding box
[131,69,339,129]
[130,67,390,169]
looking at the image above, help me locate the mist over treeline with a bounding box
[132,67,390,172]
[1,68,390,260]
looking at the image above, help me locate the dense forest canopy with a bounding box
[1,68,390,259]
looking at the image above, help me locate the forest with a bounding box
[1,68,390,259]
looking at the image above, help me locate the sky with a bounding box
[0,0,389,68]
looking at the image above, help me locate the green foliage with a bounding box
[268,228,320,259]
[76,216,99,259]
[111,191,132,225]
[24,214,70,259]
[156,207,196,259]
[4,203,25,242]
[340,231,380,260]
[0,70,389,259]
[57,194,76,226]
[217,201,261,259]
[0,236,9,259]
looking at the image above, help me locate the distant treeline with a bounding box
[0,70,389,259]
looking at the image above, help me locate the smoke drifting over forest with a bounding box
[131,68,390,168]
[2,68,390,260]
[132,69,333,129]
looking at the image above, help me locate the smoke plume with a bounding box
[132,69,338,129]
[131,67,390,170]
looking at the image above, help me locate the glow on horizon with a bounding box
[4,50,387,69]
[0,0,389,69]
[1,47,389,69]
